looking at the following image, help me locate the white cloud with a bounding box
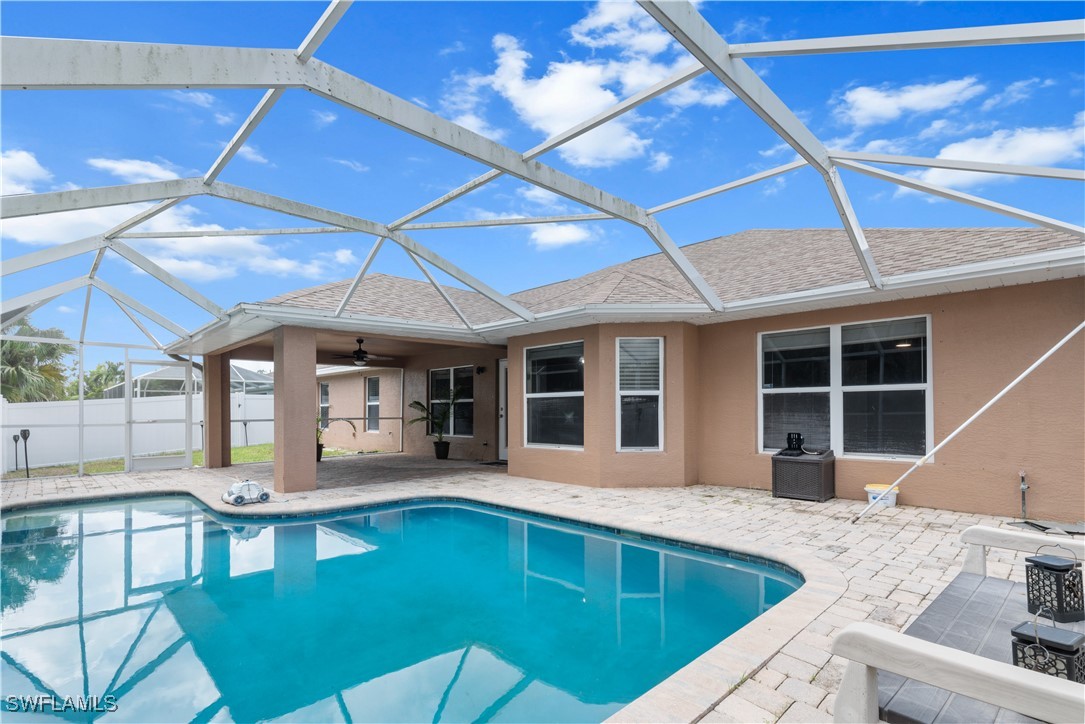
[149,257,238,282]
[214,112,237,126]
[330,158,369,173]
[437,2,733,169]
[913,114,1085,190]
[859,137,908,154]
[981,78,1055,112]
[56,305,75,314]
[439,40,466,56]
[312,110,338,128]
[332,249,358,265]
[761,176,788,196]
[237,145,269,164]
[1,149,53,194]
[87,157,180,183]
[759,141,792,158]
[410,97,430,109]
[836,77,986,127]
[516,185,567,210]
[648,151,672,172]
[169,91,216,108]
[529,223,593,249]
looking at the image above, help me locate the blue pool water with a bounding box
[1,498,801,723]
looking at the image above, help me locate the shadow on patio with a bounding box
[223,452,508,490]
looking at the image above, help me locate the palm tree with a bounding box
[82,360,125,399]
[0,319,74,402]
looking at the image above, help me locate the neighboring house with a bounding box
[103,363,273,398]
[176,228,1084,521]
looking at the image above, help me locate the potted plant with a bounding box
[316,417,356,462]
[407,388,461,459]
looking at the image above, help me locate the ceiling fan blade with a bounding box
[330,354,355,359]
[365,354,396,361]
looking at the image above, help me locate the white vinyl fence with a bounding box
[0,393,275,471]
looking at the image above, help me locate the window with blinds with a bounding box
[617,337,663,451]
[760,316,930,458]
[318,382,330,429]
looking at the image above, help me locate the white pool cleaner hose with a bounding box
[852,319,1085,524]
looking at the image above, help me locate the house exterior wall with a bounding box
[320,368,402,453]
[401,347,505,461]
[507,322,700,488]
[504,280,1083,521]
[696,278,1084,521]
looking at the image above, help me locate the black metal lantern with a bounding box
[1026,552,1084,623]
[1011,617,1085,683]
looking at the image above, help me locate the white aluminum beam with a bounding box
[205,182,537,321]
[1,235,107,277]
[89,198,183,282]
[1,298,55,330]
[111,297,163,349]
[409,254,473,330]
[78,286,93,344]
[836,160,1085,237]
[108,240,227,318]
[119,226,350,238]
[640,1,882,289]
[0,334,159,351]
[828,151,1085,182]
[388,62,708,229]
[89,278,190,338]
[650,159,808,214]
[0,178,205,219]
[2,276,89,316]
[643,218,723,309]
[729,20,1085,58]
[335,237,384,317]
[400,213,612,231]
[204,89,284,184]
[296,1,353,63]
[1,35,720,307]
[205,2,350,183]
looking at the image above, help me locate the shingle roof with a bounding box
[263,228,1081,327]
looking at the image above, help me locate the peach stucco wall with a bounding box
[401,347,505,461]
[507,323,701,488]
[696,279,1084,521]
[320,369,402,453]
[504,280,1083,521]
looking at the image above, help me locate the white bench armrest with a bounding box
[959,525,1084,576]
[831,622,1084,723]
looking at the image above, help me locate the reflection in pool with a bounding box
[1,498,801,722]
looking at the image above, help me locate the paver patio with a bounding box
[0,454,1034,723]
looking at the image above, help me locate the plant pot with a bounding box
[317,443,324,462]
[433,440,450,460]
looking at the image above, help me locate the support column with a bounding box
[273,326,317,493]
[203,353,231,468]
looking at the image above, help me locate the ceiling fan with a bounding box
[331,338,395,367]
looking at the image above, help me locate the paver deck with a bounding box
[1,453,1037,723]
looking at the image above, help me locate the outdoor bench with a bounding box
[831,525,1085,724]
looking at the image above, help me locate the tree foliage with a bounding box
[0,319,74,402]
[81,360,125,399]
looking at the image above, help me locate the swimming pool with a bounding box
[1,497,802,722]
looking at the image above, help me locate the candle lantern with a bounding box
[1011,616,1085,683]
[1026,551,1084,623]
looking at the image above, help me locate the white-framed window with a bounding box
[616,337,663,451]
[758,315,931,459]
[428,366,474,437]
[365,377,380,432]
[525,341,584,448]
[318,382,330,428]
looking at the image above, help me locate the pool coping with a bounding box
[2,484,848,724]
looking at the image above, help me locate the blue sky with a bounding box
[2,1,1083,366]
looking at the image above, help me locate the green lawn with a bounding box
[2,443,357,480]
